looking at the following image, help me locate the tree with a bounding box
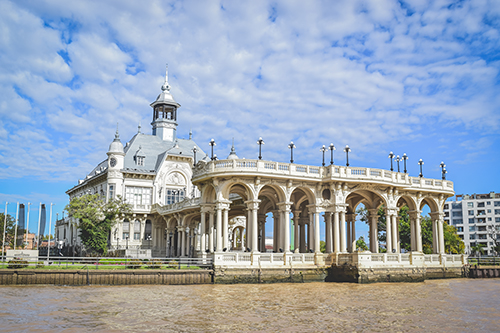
[355,236,368,251]
[320,240,326,253]
[487,224,500,255]
[470,243,486,257]
[0,213,19,252]
[444,223,465,254]
[65,194,131,255]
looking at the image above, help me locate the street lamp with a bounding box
[320,145,327,166]
[257,137,265,160]
[402,153,408,173]
[343,145,351,166]
[329,143,335,165]
[388,151,395,171]
[288,141,296,163]
[440,161,447,180]
[146,235,152,249]
[192,146,198,166]
[418,159,424,178]
[396,155,401,172]
[209,139,216,160]
[126,236,129,250]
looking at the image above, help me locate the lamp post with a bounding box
[209,139,216,160]
[343,145,351,166]
[257,137,265,160]
[288,141,296,163]
[440,161,446,180]
[388,151,395,171]
[146,235,152,249]
[418,159,424,178]
[192,146,198,166]
[402,153,408,173]
[396,155,401,172]
[126,236,129,250]
[320,145,326,166]
[329,143,335,165]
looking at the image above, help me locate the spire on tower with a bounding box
[161,64,171,92]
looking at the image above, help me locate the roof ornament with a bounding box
[227,138,239,160]
[161,64,171,92]
[189,128,193,140]
[138,122,141,134]
[114,122,120,140]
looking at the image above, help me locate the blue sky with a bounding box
[1,0,499,240]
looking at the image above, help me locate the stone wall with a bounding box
[0,269,212,286]
[213,267,328,284]
[327,265,465,283]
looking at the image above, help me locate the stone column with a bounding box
[369,209,378,253]
[333,211,340,253]
[325,213,332,253]
[278,202,292,252]
[299,220,307,253]
[200,210,206,254]
[416,215,422,252]
[351,215,357,251]
[208,210,214,253]
[260,217,266,252]
[346,218,351,252]
[245,200,261,252]
[272,211,278,252]
[340,210,347,253]
[308,212,314,252]
[392,214,399,253]
[431,215,438,253]
[409,210,422,252]
[385,209,393,253]
[223,207,229,250]
[247,209,252,250]
[314,211,321,253]
[179,227,186,257]
[437,213,445,254]
[215,204,222,252]
[293,210,300,252]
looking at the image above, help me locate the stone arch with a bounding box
[345,189,387,214]
[396,195,417,211]
[221,181,255,201]
[201,183,217,203]
[419,196,439,212]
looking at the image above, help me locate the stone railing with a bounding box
[213,251,319,267]
[327,252,466,268]
[193,159,454,192]
[153,197,202,215]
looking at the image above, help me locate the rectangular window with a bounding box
[469,234,476,240]
[125,186,152,209]
[166,188,186,205]
[469,218,475,224]
[452,211,462,217]
[122,232,129,240]
[479,234,487,240]
[478,218,486,223]
[452,203,462,209]
[488,218,492,221]
[468,210,474,216]
[452,219,462,225]
[134,232,140,240]
[457,227,463,232]
[469,226,475,232]
[487,209,491,213]
[468,202,474,207]
[495,217,500,223]
[478,202,485,208]
[487,201,491,205]
[495,201,500,207]
[108,185,114,200]
[444,204,449,210]
[477,210,485,216]
[123,220,130,232]
[478,226,487,232]
[495,209,500,215]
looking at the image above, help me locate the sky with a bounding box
[0,0,499,240]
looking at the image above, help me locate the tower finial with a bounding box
[161,63,170,91]
[189,128,193,140]
[115,122,120,139]
[138,121,141,134]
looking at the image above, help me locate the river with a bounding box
[0,279,499,332]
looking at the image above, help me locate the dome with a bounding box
[227,140,239,160]
[108,128,124,154]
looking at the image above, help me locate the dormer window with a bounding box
[134,146,146,166]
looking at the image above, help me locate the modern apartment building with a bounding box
[444,192,500,256]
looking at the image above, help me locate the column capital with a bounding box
[200,203,215,213]
[332,204,347,213]
[244,199,261,211]
[385,207,399,216]
[177,226,185,232]
[429,211,445,221]
[408,210,421,220]
[277,201,293,211]
[215,200,231,210]
[368,208,379,216]
[306,204,323,214]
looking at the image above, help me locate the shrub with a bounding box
[8,258,28,269]
[146,259,162,269]
[126,259,142,269]
[36,261,45,268]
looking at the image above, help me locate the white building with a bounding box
[444,192,500,256]
[57,67,207,257]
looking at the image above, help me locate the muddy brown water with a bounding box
[0,279,499,332]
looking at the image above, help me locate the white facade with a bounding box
[444,192,500,256]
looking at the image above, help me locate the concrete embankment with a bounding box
[468,266,500,278]
[0,269,213,286]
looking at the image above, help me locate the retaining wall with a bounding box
[0,269,213,286]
